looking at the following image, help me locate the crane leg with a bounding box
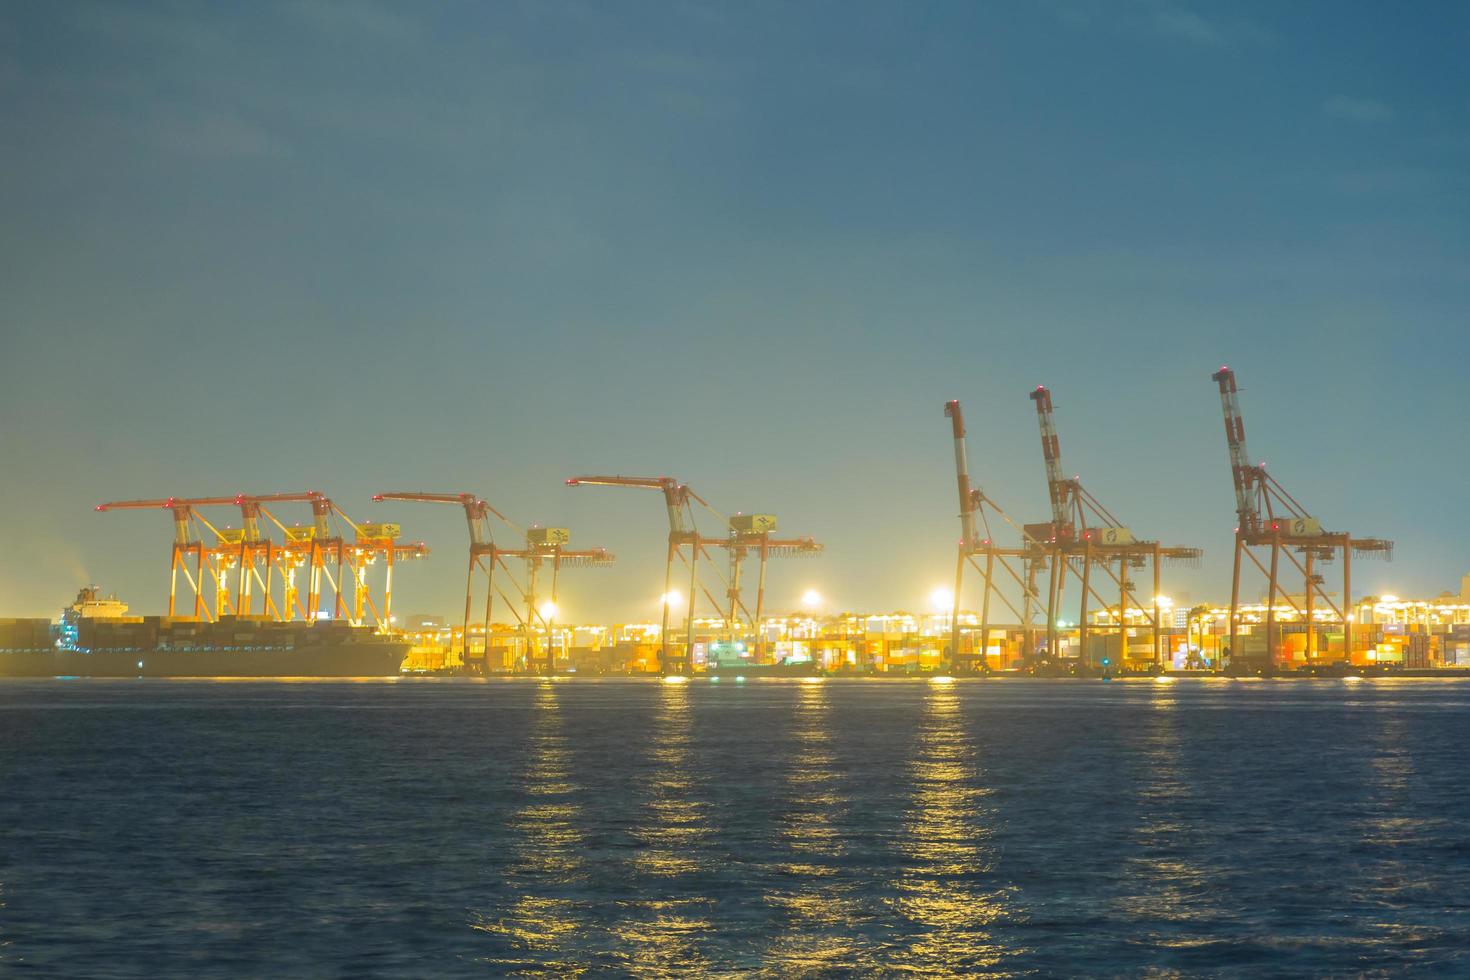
[1046,548,1060,663]
[1079,548,1091,671]
[1152,545,1162,670]
[660,541,675,675]
[1117,558,1128,670]
[684,543,699,676]
[484,557,496,674]
[950,548,965,673]
[1304,548,1315,665]
[1266,538,1280,672]
[548,556,561,674]
[1228,536,1242,673]
[754,543,768,665]
[1343,543,1353,666]
[463,553,475,664]
[979,552,994,673]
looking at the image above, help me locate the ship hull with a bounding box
[0,643,407,678]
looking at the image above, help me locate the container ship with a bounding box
[0,588,408,678]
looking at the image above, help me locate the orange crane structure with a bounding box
[96,492,425,630]
[373,491,613,672]
[499,527,615,673]
[565,475,821,672]
[943,400,1046,672]
[707,515,822,661]
[1026,387,1203,669]
[1210,367,1392,671]
[565,475,712,674]
[95,495,241,620]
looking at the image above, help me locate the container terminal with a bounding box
[1,368,1462,679]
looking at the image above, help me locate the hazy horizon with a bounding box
[3,1,1467,621]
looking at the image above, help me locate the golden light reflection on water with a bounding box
[893,683,1011,970]
[470,681,590,971]
[1113,683,1215,935]
[608,676,714,976]
[761,679,868,973]
[1361,711,1422,910]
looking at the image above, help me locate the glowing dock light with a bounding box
[661,590,684,609]
[538,601,558,620]
[929,587,954,612]
[661,674,690,684]
[801,589,823,609]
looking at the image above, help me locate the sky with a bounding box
[1,0,1467,623]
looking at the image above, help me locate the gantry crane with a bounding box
[219,491,333,622]
[95,495,240,620]
[374,492,613,673]
[496,528,614,673]
[943,400,1046,672]
[96,492,316,621]
[98,492,425,630]
[706,515,822,662]
[1026,387,1203,670]
[566,475,716,675]
[213,491,425,630]
[374,492,509,661]
[1211,367,1392,672]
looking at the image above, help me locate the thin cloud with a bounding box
[1045,1,1273,47]
[1324,96,1393,123]
[1330,168,1434,196]
[1152,8,1225,45]
[68,1,229,56]
[156,112,290,159]
[277,0,420,41]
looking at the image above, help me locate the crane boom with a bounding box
[1210,367,1259,533]
[97,495,244,511]
[1029,386,1073,531]
[944,400,980,550]
[373,491,510,546]
[566,475,707,536]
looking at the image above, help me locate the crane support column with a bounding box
[979,551,994,671]
[1304,548,1315,664]
[1343,546,1353,665]
[661,543,676,673]
[1266,537,1280,670]
[1079,546,1092,669]
[1153,546,1162,668]
[951,550,965,671]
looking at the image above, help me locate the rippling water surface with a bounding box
[3,677,1469,976]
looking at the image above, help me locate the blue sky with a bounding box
[1,1,1466,621]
